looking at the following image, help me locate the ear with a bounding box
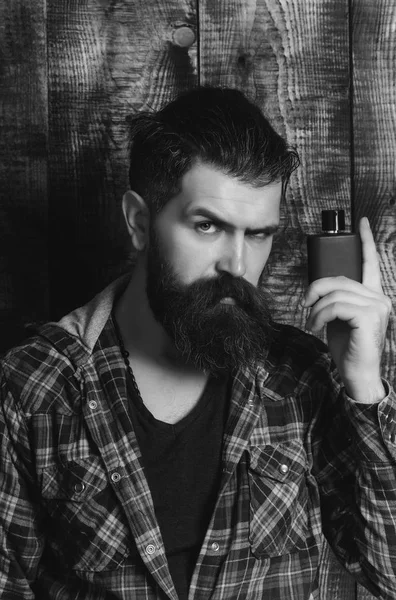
[122,190,150,251]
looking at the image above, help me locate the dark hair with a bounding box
[127,86,299,214]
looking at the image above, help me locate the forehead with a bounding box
[161,162,282,227]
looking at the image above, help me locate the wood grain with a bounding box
[198,0,352,337]
[47,0,198,319]
[351,1,396,598]
[351,0,396,389]
[0,0,49,352]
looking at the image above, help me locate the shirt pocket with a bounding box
[248,440,309,558]
[39,456,130,572]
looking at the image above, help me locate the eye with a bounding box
[247,231,269,241]
[196,221,220,234]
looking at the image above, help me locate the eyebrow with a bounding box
[184,207,280,236]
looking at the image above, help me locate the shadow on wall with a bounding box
[0,204,48,354]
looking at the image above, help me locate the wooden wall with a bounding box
[1,1,395,598]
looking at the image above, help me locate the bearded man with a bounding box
[1,87,395,600]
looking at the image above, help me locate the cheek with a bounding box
[246,242,273,284]
[159,228,214,284]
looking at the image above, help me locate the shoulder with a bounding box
[264,322,337,396]
[269,321,328,362]
[0,324,86,416]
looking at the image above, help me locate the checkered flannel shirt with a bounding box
[1,277,396,599]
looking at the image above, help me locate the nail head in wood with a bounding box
[173,26,196,48]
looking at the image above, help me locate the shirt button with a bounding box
[74,482,85,494]
[111,472,121,483]
[279,464,289,475]
[88,400,97,410]
[145,544,156,555]
[211,542,220,552]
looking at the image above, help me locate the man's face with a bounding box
[145,161,282,373]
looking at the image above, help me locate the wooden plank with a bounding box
[351,0,396,596]
[47,0,198,319]
[199,1,356,598]
[198,0,352,335]
[351,0,396,391]
[0,0,49,352]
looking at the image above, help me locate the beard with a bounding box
[145,229,274,375]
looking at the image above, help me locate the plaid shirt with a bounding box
[1,277,396,600]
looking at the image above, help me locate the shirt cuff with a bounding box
[343,380,396,462]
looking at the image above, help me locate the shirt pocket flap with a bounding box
[40,457,108,501]
[249,440,307,483]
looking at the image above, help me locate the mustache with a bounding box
[164,273,268,311]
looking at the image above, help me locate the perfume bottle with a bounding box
[307,210,362,284]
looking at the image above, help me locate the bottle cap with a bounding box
[322,210,345,232]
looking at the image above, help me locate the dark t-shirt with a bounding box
[128,372,229,599]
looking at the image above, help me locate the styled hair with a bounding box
[127,86,299,214]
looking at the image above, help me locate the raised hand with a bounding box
[303,217,391,403]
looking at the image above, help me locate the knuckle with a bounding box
[335,275,348,283]
[377,297,392,319]
[309,280,319,293]
[384,296,393,313]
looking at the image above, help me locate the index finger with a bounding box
[360,217,383,292]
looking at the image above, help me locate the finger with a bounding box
[305,291,372,330]
[303,275,378,308]
[359,217,383,292]
[306,291,373,329]
[306,302,374,333]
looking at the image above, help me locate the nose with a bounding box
[215,234,247,278]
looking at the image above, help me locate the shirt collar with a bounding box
[55,274,130,354]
